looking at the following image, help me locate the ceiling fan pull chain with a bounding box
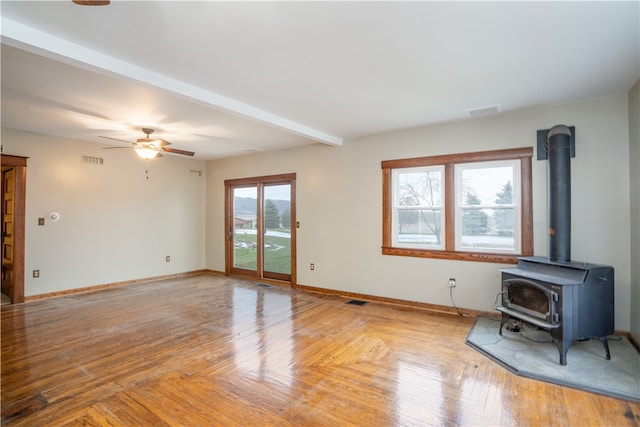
[145,159,150,180]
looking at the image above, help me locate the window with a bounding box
[392,166,445,249]
[382,148,533,263]
[455,160,520,253]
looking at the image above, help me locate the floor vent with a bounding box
[346,299,367,306]
[257,283,270,288]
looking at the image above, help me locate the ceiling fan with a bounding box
[100,128,195,159]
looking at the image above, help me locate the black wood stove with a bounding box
[498,257,614,365]
[495,125,615,366]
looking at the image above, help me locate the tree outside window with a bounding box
[456,161,519,252]
[264,199,280,229]
[394,166,444,248]
[494,181,514,237]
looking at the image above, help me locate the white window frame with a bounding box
[392,166,445,249]
[454,159,521,254]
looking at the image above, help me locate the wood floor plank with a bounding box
[65,391,169,427]
[2,274,639,426]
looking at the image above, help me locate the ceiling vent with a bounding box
[466,104,501,118]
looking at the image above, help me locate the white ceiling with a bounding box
[1,1,639,160]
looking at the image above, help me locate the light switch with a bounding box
[38,218,45,226]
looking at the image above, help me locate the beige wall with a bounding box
[2,92,634,332]
[1,128,207,296]
[207,94,633,330]
[629,80,640,339]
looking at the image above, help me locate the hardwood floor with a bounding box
[2,274,639,426]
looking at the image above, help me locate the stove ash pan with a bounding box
[496,256,614,366]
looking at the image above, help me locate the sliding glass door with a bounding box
[226,174,296,284]
[262,183,292,280]
[231,185,259,273]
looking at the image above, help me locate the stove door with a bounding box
[499,275,559,328]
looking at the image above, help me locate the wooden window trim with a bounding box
[224,173,297,187]
[382,147,533,264]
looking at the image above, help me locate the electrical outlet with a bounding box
[448,278,456,288]
[166,256,171,262]
[310,263,315,270]
[33,270,40,278]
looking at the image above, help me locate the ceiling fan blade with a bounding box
[155,139,171,147]
[99,135,132,144]
[162,147,195,157]
[138,138,170,147]
[102,146,132,150]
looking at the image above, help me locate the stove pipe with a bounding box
[547,125,572,262]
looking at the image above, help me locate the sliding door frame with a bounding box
[224,173,296,286]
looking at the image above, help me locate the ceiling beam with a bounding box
[0,18,343,146]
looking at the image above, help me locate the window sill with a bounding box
[381,246,524,264]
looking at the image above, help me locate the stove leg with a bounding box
[553,337,570,366]
[599,337,611,360]
[499,314,509,336]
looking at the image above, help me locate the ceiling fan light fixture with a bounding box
[134,147,159,159]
